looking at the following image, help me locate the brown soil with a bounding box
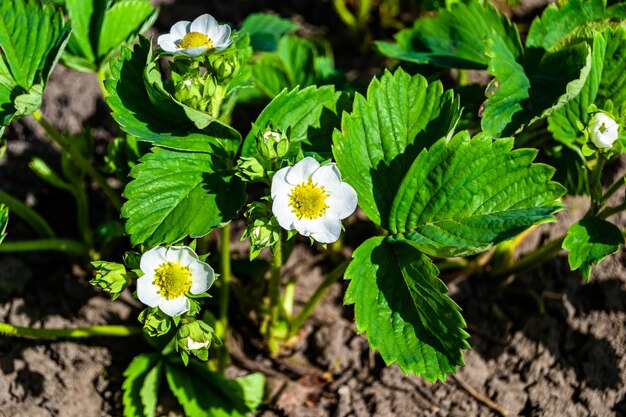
[2,1,626,417]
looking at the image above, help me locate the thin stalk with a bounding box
[72,185,93,247]
[32,110,122,211]
[267,234,283,353]
[288,260,349,338]
[491,235,565,280]
[598,201,626,219]
[589,153,607,214]
[601,175,625,205]
[97,67,109,98]
[0,323,140,339]
[216,224,231,373]
[0,238,89,258]
[0,190,55,238]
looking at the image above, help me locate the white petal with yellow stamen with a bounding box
[271,157,357,244]
[137,246,215,317]
[157,14,233,57]
[589,112,620,149]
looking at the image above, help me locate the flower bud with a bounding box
[90,261,129,300]
[176,319,217,364]
[138,308,172,337]
[588,113,619,149]
[238,156,266,182]
[258,128,290,160]
[242,202,281,259]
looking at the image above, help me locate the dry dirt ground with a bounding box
[2,1,626,416]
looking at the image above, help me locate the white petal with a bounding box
[271,166,292,199]
[272,193,298,231]
[157,34,180,52]
[311,163,342,189]
[189,261,215,294]
[140,246,167,274]
[136,275,162,308]
[159,296,190,317]
[213,25,232,49]
[285,157,320,184]
[188,337,210,350]
[327,182,358,219]
[178,46,208,57]
[292,217,317,237]
[310,215,342,244]
[191,14,218,36]
[170,20,191,38]
[165,246,198,266]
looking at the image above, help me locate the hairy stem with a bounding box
[216,224,231,373]
[289,259,350,338]
[267,234,283,353]
[32,110,122,211]
[0,190,55,238]
[0,323,140,339]
[0,238,89,257]
[491,235,565,280]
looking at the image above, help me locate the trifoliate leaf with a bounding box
[240,13,300,52]
[526,0,626,51]
[0,205,8,244]
[482,35,592,137]
[122,147,245,247]
[164,361,264,417]
[106,36,241,154]
[344,237,469,381]
[563,216,624,281]
[242,85,350,158]
[389,131,565,257]
[122,353,162,417]
[333,68,460,227]
[376,0,522,69]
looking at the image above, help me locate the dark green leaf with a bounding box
[376,0,522,69]
[240,13,300,52]
[333,68,460,227]
[389,131,565,257]
[563,216,624,281]
[122,147,245,247]
[0,205,8,244]
[344,237,469,381]
[139,361,162,417]
[122,353,161,417]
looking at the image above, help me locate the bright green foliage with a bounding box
[106,37,241,154]
[242,85,350,159]
[526,0,626,51]
[164,362,264,417]
[548,28,626,146]
[333,69,460,226]
[0,205,7,244]
[344,237,469,382]
[122,353,161,417]
[122,147,245,247]
[0,0,70,129]
[389,131,566,257]
[563,216,624,281]
[376,0,522,69]
[482,38,591,137]
[240,13,300,52]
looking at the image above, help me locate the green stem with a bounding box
[32,110,122,211]
[491,235,565,280]
[72,186,93,247]
[97,67,109,98]
[0,190,55,238]
[589,153,607,214]
[598,201,626,219]
[601,175,625,205]
[288,260,349,338]
[0,238,89,258]
[0,323,140,339]
[216,224,231,373]
[267,233,283,353]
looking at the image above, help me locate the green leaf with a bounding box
[482,37,592,137]
[333,68,460,227]
[0,0,71,89]
[389,131,565,257]
[526,0,626,51]
[250,53,291,98]
[164,361,264,417]
[122,147,246,247]
[122,353,161,417]
[106,36,241,154]
[0,204,8,244]
[563,216,624,281]
[277,36,317,89]
[97,0,158,63]
[240,13,300,52]
[65,0,103,63]
[139,361,162,417]
[344,237,469,381]
[242,85,350,158]
[375,0,522,69]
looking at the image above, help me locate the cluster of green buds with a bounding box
[90,261,130,300]
[241,200,283,259]
[175,318,219,364]
[238,125,292,183]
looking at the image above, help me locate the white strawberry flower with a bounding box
[589,112,620,149]
[271,157,357,244]
[157,14,233,57]
[137,246,215,317]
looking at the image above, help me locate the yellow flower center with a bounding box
[289,181,329,220]
[178,32,213,49]
[153,262,192,300]
[599,123,607,134]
